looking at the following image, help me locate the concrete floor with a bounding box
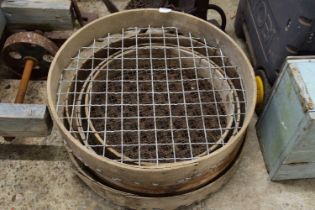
[1,0,315,209]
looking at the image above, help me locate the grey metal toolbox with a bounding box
[256,56,315,180]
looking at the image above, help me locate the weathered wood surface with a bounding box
[69,147,242,210]
[257,56,315,181]
[274,162,315,180]
[1,0,73,31]
[0,103,52,137]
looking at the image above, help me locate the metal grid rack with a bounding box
[56,26,246,166]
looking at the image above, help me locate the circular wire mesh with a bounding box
[57,26,246,166]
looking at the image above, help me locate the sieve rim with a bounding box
[47,9,256,171]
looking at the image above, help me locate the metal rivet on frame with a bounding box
[65,147,72,153]
[111,177,122,182]
[195,173,202,177]
[176,179,185,184]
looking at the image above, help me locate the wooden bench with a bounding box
[1,0,73,31]
[0,103,52,137]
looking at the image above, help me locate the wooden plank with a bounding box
[273,162,315,181]
[291,117,315,152]
[284,151,315,164]
[293,61,315,111]
[0,103,52,137]
[1,0,73,31]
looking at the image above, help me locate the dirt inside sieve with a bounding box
[89,56,227,163]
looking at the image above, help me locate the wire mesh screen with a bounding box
[56,26,246,166]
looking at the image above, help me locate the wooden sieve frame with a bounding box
[48,9,256,195]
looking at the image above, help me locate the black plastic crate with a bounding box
[235,0,315,84]
[104,0,226,30]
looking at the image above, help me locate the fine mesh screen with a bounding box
[56,26,246,166]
